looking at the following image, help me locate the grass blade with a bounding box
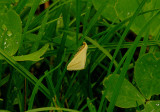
[107,11,160,112]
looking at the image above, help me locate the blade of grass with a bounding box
[28,0,61,30]
[5,70,13,110]
[18,0,41,54]
[0,48,51,98]
[16,87,23,112]
[46,75,61,107]
[99,9,160,44]
[107,11,160,112]
[24,8,49,111]
[78,0,109,45]
[0,75,10,87]
[0,110,11,112]
[31,8,49,53]
[106,0,147,77]
[28,50,65,110]
[90,53,106,73]
[15,0,28,14]
[82,0,92,33]
[87,98,96,112]
[54,2,70,93]
[79,98,96,111]
[27,17,62,34]
[139,28,149,57]
[54,0,129,98]
[23,0,41,34]
[26,107,79,112]
[44,39,160,57]
[149,30,160,53]
[76,0,81,48]
[98,0,147,111]
[85,36,118,67]
[62,71,80,104]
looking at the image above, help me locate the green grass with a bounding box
[0,0,160,112]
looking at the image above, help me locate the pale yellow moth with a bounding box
[67,42,88,71]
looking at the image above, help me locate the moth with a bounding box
[67,42,88,71]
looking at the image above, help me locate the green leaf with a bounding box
[92,0,160,36]
[0,0,11,4]
[135,53,160,99]
[141,101,160,112]
[26,0,49,6]
[0,9,22,57]
[87,98,96,112]
[0,75,10,87]
[12,0,49,6]
[0,110,11,112]
[12,44,49,61]
[103,74,145,108]
[115,0,160,36]
[53,35,76,48]
[92,0,119,22]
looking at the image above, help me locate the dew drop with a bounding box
[2,24,7,31]
[7,31,12,37]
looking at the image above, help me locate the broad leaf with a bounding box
[135,53,160,99]
[103,74,145,108]
[92,0,160,36]
[141,101,160,112]
[92,0,119,22]
[13,44,49,61]
[0,9,22,57]
[115,0,160,36]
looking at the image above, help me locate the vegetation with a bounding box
[0,0,160,112]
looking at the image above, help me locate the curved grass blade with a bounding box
[28,50,65,109]
[0,48,50,98]
[26,107,79,112]
[107,11,160,112]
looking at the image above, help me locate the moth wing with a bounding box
[67,43,88,71]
